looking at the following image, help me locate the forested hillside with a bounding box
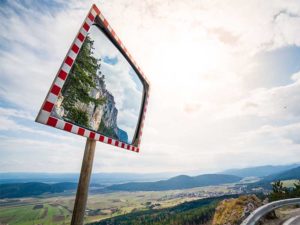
[0,182,77,198]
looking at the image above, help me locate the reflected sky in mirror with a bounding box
[88,25,143,143]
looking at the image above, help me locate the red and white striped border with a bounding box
[36,4,150,153]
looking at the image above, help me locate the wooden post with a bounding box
[71,138,96,225]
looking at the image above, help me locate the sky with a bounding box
[0,0,300,174]
[88,25,143,143]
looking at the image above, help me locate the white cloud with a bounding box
[0,0,89,112]
[0,109,81,143]
[1,0,300,173]
[237,123,300,145]
[0,137,84,172]
[87,25,143,141]
[0,107,34,120]
[291,71,300,81]
[215,72,300,121]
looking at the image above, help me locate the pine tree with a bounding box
[291,180,300,198]
[269,180,289,201]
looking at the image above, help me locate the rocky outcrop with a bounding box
[212,195,262,225]
[90,74,118,130]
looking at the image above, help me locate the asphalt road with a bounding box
[283,215,300,225]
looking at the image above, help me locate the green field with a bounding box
[0,203,70,225]
[0,183,242,224]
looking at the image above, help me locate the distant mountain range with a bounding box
[107,174,242,192]
[0,172,175,185]
[2,163,299,185]
[2,164,300,198]
[261,166,300,182]
[221,163,300,178]
[0,174,242,198]
[247,166,300,190]
[104,164,300,192]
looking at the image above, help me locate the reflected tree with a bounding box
[61,35,105,127]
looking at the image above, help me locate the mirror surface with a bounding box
[51,24,144,144]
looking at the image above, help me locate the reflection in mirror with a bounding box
[51,24,144,144]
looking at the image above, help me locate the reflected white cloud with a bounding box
[88,25,143,142]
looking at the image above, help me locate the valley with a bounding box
[0,182,246,224]
[1,164,299,225]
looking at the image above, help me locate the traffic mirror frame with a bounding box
[36,4,150,152]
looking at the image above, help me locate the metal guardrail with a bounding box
[241,198,300,225]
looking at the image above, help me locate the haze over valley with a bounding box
[1,163,300,224]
